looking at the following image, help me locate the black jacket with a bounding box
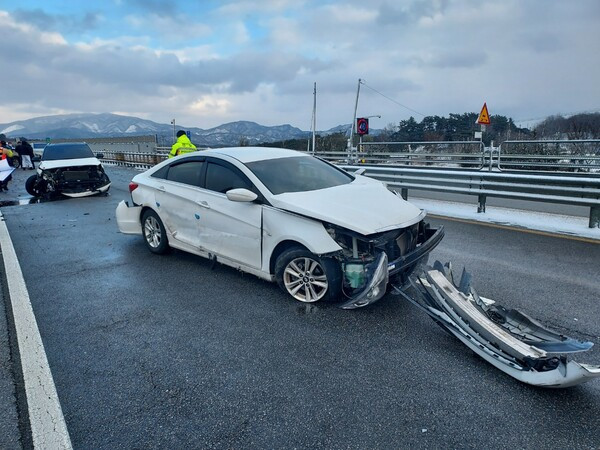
[16,141,34,157]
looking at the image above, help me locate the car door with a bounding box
[197,158,263,269]
[152,158,206,248]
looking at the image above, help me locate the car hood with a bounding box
[40,157,102,170]
[269,176,424,235]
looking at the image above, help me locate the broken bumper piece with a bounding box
[395,262,600,388]
[338,252,389,309]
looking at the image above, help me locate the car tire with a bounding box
[141,209,169,254]
[25,175,44,197]
[275,247,342,303]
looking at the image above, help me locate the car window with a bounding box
[205,162,250,194]
[165,161,204,187]
[246,156,353,195]
[42,144,95,161]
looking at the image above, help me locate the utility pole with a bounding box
[312,82,317,155]
[307,82,317,154]
[347,78,362,162]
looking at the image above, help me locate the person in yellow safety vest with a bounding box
[168,130,197,158]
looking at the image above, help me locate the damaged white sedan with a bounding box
[116,146,600,388]
[116,147,443,308]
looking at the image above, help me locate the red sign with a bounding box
[356,117,369,135]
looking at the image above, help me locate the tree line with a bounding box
[257,112,600,150]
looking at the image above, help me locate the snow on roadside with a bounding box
[410,197,600,241]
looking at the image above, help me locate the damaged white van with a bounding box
[116,147,443,309]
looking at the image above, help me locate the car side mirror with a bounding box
[226,188,258,202]
[96,153,104,159]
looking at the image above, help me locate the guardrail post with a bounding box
[401,188,408,200]
[477,194,486,213]
[590,206,600,228]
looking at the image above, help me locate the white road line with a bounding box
[0,211,72,449]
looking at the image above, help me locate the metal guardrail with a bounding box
[317,141,486,169]
[338,164,600,228]
[94,140,600,228]
[498,140,600,173]
[312,139,600,174]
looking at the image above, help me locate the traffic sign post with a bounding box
[477,102,491,125]
[356,117,369,136]
[475,102,490,138]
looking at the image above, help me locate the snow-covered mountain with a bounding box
[0,113,355,147]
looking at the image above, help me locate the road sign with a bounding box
[356,117,369,135]
[477,103,491,125]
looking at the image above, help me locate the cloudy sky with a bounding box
[0,0,599,130]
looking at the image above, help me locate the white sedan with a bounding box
[116,147,443,308]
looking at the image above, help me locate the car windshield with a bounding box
[42,144,94,161]
[246,156,354,195]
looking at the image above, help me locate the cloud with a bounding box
[0,1,599,130]
[12,8,101,33]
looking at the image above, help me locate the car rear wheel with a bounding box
[275,247,341,303]
[142,210,169,254]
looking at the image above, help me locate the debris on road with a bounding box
[396,262,600,388]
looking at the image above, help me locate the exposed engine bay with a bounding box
[324,220,444,309]
[27,165,111,197]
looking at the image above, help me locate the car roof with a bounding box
[45,142,89,148]
[203,146,306,163]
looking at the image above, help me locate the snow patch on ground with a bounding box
[411,197,600,241]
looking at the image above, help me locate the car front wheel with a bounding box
[275,247,341,303]
[25,175,45,197]
[142,210,169,254]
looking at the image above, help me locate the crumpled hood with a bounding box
[40,157,102,170]
[269,175,424,235]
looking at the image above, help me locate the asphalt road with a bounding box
[1,166,600,449]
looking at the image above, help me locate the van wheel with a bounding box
[275,247,341,303]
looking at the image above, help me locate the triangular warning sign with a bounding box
[477,103,491,125]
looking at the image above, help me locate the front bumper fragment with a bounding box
[395,263,600,388]
[338,252,389,309]
[387,226,444,276]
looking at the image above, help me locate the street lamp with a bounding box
[170,119,176,144]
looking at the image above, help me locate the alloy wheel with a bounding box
[283,257,328,302]
[144,215,162,249]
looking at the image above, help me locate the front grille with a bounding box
[63,171,91,182]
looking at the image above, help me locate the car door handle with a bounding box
[197,200,210,209]
[157,185,166,192]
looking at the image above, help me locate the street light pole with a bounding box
[348,78,362,162]
[170,119,176,144]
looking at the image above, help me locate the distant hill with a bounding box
[0,113,356,147]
